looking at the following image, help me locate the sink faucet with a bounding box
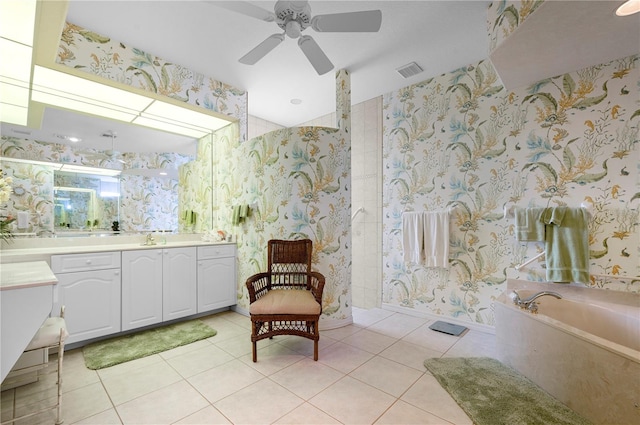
[511,290,562,314]
[144,233,156,246]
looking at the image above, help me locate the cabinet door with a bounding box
[53,269,121,344]
[197,256,236,312]
[122,249,163,331]
[163,247,197,321]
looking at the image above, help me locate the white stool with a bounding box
[1,307,68,425]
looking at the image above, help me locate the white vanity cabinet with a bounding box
[197,244,236,312]
[121,247,197,331]
[51,252,121,344]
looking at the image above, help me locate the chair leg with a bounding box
[55,328,65,425]
[252,341,257,362]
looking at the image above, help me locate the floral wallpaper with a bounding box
[215,124,352,326]
[57,22,248,142]
[1,136,191,233]
[382,54,639,325]
[487,0,545,52]
[0,159,54,235]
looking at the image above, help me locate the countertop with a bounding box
[0,261,58,290]
[0,235,235,263]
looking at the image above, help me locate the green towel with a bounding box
[542,207,589,284]
[232,205,241,226]
[515,207,546,241]
[239,204,249,220]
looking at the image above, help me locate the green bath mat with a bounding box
[423,357,591,425]
[83,320,216,370]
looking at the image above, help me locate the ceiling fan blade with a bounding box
[239,33,285,65]
[311,10,382,32]
[298,35,333,75]
[208,1,276,22]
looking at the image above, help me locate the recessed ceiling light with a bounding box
[290,98,302,105]
[616,0,640,16]
[159,171,168,176]
[67,136,81,143]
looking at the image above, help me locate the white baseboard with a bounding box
[381,303,496,335]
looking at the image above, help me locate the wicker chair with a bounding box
[246,239,325,362]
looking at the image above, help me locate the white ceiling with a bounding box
[0,1,491,156]
[3,1,633,156]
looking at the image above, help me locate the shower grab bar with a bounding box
[351,207,364,221]
[514,251,545,271]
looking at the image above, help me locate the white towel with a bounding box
[423,211,450,268]
[17,211,29,229]
[402,212,423,264]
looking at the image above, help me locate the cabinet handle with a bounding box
[86,260,92,264]
[114,271,120,275]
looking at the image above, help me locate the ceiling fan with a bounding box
[102,131,127,165]
[215,1,382,75]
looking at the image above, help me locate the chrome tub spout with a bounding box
[511,290,562,314]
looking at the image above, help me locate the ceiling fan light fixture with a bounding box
[285,20,302,38]
[616,0,640,16]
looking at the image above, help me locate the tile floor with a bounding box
[1,307,497,424]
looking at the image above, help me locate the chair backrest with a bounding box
[267,239,313,289]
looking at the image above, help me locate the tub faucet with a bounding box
[511,290,562,314]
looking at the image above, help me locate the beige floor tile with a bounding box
[320,324,363,341]
[158,339,212,360]
[240,343,306,376]
[341,328,397,354]
[188,359,265,404]
[116,380,208,425]
[402,323,461,353]
[173,405,231,424]
[270,358,344,400]
[375,399,455,424]
[95,354,164,382]
[73,407,123,424]
[367,313,427,338]
[276,333,338,357]
[443,330,497,358]
[10,383,113,425]
[350,356,424,397]
[309,376,395,424]
[401,374,472,425]
[165,344,234,378]
[352,307,394,328]
[318,341,374,374]
[199,316,249,342]
[379,340,443,371]
[61,350,101,393]
[101,360,183,406]
[216,311,252,330]
[212,332,257,358]
[214,378,303,424]
[273,402,341,424]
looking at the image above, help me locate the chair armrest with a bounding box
[308,271,326,305]
[246,272,271,304]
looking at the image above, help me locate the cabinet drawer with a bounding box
[197,244,235,260]
[51,251,121,273]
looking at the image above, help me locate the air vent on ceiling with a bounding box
[396,62,423,79]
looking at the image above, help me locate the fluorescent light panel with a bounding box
[30,66,233,139]
[0,0,36,46]
[133,115,210,139]
[0,157,121,177]
[33,66,153,112]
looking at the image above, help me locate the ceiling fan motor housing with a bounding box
[275,0,311,38]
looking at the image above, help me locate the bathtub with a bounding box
[495,279,640,425]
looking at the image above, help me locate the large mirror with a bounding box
[1,107,200,236]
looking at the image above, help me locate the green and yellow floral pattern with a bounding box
[57,22,248,142]
[383,55,639,325]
